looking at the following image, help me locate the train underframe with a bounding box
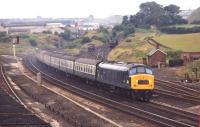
[132,90,153,102]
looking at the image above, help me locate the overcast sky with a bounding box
[0,0,199,19]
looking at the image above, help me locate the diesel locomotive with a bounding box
[36,50,154,101]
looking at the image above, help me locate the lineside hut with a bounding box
[147,49,167,67]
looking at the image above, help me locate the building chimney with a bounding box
[156,44,160,49]
[142,58,147,65]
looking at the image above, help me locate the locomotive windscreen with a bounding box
[129,67,153,75]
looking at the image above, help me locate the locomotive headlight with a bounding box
[127,80,129,84]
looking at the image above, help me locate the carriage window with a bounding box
[129,68,136,75]
[146,68,153,74]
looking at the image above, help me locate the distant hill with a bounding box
[188,7,200,23]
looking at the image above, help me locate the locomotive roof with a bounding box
[75,58,101,65]
[98,62,148,71]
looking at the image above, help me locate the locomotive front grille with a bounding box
[138,80,149,85]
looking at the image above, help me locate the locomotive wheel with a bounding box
[132,91,152,102]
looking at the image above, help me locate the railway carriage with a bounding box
[43,52,51,66]
[50,54,61,69]
[36,50,45,62]
[74,58,100,80]
[59,56,76,74]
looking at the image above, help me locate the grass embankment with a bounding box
[108,33,156,62]
[63,30,105,55]
[154,33,200,52]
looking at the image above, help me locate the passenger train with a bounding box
[36,50,154,101]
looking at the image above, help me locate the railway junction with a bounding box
[0,54,199,127]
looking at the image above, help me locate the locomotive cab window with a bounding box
[145,68,153,74]
[129,68,136,75]
[137,67,145,73]
[129,67,153,75]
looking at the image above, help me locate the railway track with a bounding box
[0,65,21,102]
[154,88,200,104]
[0,64,51,127]
[156,79,200,98]
[23,55,199,127]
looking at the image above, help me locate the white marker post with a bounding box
[12,38,16,59]
[13,44,16,58]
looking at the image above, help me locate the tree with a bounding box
[122,16,129,25]
[59,30,71,40]
[164,4,180,14]
[120,2,186,28]
[29,39,37,47]
[98,26,108,33]
[123,24,135,36]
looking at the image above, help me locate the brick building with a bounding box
[181,52,200,64]
[147,49,167,67]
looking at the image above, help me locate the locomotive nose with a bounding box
[130,74,154,90]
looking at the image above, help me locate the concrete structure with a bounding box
[46,23,65,28]
[5,24,64,35]
[147,49,167,67]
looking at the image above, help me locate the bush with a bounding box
[59,30,71,40]
[169,59,184,67]
[0,32,10,43]
[81,37,91,44]
[20,34,30,39]
[167,50,182,59]
[125,39,132,42]
[29,39,37,47]
[160,26,200,34]
[42,31,52,34]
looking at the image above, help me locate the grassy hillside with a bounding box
[188,7,200,23]
[108,33,156,62]
[154,33,200,52]
[62,30,107,55]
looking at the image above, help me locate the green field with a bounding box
[154,33,200,52]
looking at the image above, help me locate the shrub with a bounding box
[29,39,37,47]
[169,59,184,67]
[160,26,200,34]
[81,37,91,44]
